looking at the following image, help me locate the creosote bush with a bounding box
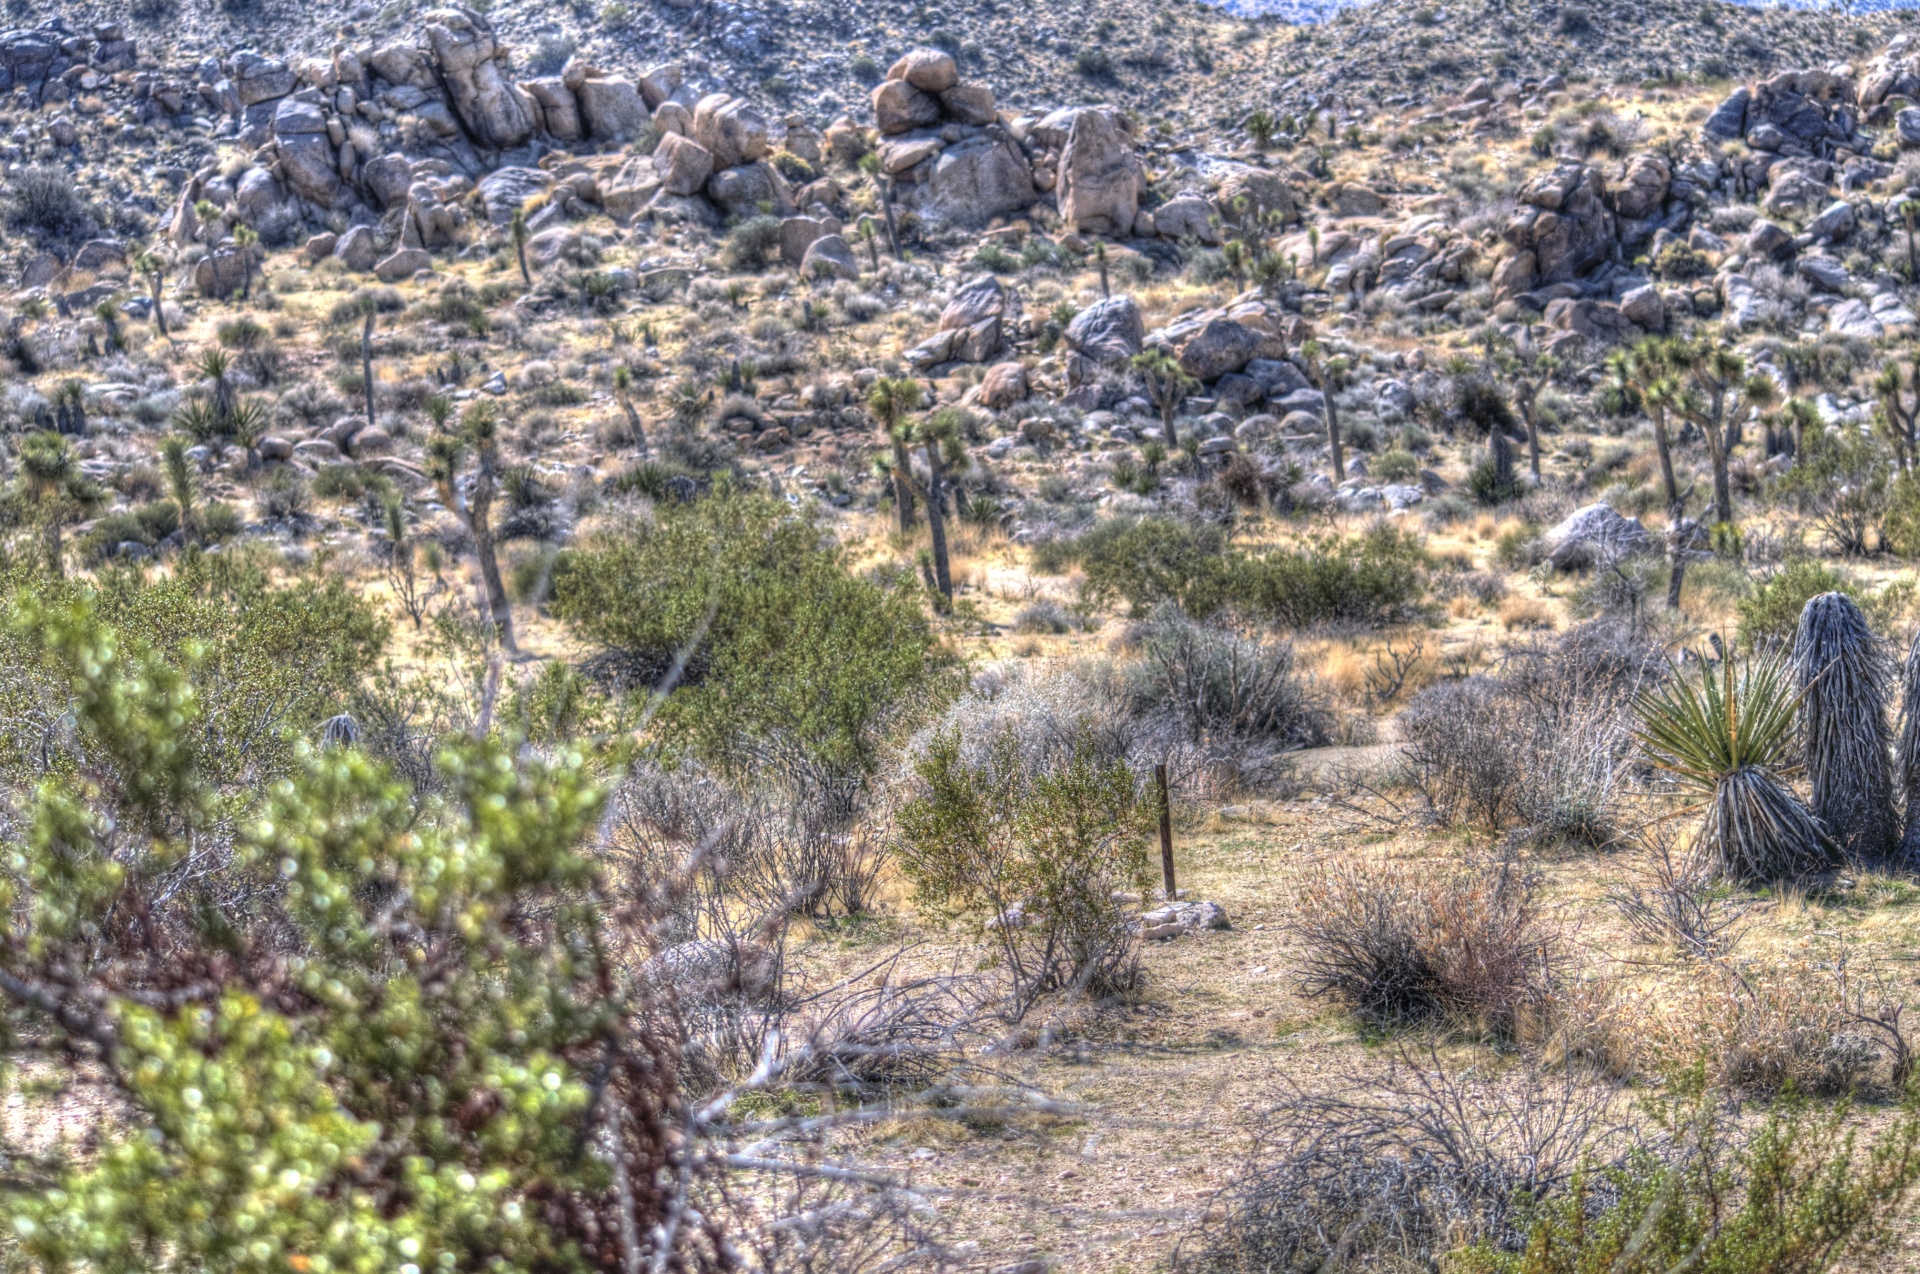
[1289,851,1559,1036]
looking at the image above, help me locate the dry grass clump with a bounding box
[1289,851,1561,1037]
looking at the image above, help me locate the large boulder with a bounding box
[277,135,342,206]
[1175,317,1264,382]
[362,153,416,210]
[692,94,771,169]
[1212,162,1297,226]
[888,48,959,94]
[1609,153,1670,220]
[521,77,581,141]
[421,6,534,149]
[1154,194,1221,243]
[233,166,288,223]
[909,274,1021,365]
[477,167,551,226]
[577,77,649,142]
[1057,107,1143,237]
[800,234,860,281]
[1544,503,1653,569]
[941,83,997,126]
[872,79,939,135]
[334,224,378,271]
[1503,163,1614,285]
[1065,296,1144,366]
[653,133,715,196]
[193,248,250,298]
[900,131,1035,226]
[375,247,432,281]
[231,51,296,105]
[1702,86,1749,142]
[706,161,790,216]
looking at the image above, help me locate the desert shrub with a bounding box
[1400,620,1656,843]
[1177,1056,1625,1273]
[526,30,576,75]
[1374,447,1421,482]
[1459,1082,1920,1274]
[1736,558,1849,648]
[1011,598,1083,634]
[1072,517,1426,628]
[724,215,784,271]
[1126,606,1331,755]
[0,593,756,1272]
[551,494,955,798]
[1290,851,1559,1034]
[896,725,1154,1016]
[1776,424,1892,557]
[1654,241,1713,281]
[5,166,94,237]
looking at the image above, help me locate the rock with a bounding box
[1065,295,1144,375]
[233,167,288,226]
[1873,292,1917,331]
[1899,108,1920,148]
[259,435,295,462]
[1154,194,1221,244]
[692,93,771,168]
[272,97,326,136]
[361,153,415,211]
[799,234,860,280]
[1492,249,1538,299]
[888,48,959,94]
[902,131,1036,226]
[779,215,833,266]
[879,135,943,174]
[193,249,250,298]
[333,224,378,271]
[477,167,551,226]
[976,362,1028,408]
[1331,184,1385,217]
[374,247,431,281]
[232,51,296,105]
[637,63,682,111]
[1544,297,1630,343]
[941,83,997,126]
[1545,502,1653,569]
[1805,200,1855,242]
[936,273,1021,362]
[1797,254,1849,292]
[350,426,393,457]
[1619,284,1666,330]
[1610,153,1670,220]
[1213,373,1264,408]
[653,99,694,138]
[527,227,584,268]
[1057,107,1142,237]
[1212,162,1297,225]
[422,6,534,149]
[576,76,648,141]
[1140,899,1230,939]
[638,267,690,301]
[1176,317,1264,382]
[1703,86,1750,142]
[1746,219,1793,258]
[1504,163,1614,285]
[652,132,715,196]
[706,161,790,217]
[278,134,341,205]
[1829,297,1885,341]
[305,233,338,262]
[521,77,581,141]
[872,78,939,135]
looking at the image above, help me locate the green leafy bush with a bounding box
[551,494,956,792]
[723,215,784,271]
[1737,560,1850,649]
[896,726,1154,1015]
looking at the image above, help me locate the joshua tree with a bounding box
[1875,355,1920,472]
[232,223,259,301]
[1094,241,1110,299]
[380,492,441,630]
[1245,108,1276,150]
[1663,336,1778,531]
[1131,348,1197,451]
[858,218,880,272]
[1902,198,1920,283]
[510,208,532,286]
[1490,345,1560,482]
[93,300,123,354]
[1298,340,1351,484]
[905,407,969,608]
[612,366,648,455]
[133,249,170,341]
[1634,643,1834,883]
[867,375,924,534]
[1608,341,1683,515]
[14,431,104,577]
[196,347,237,420]
[427,402,517,656]
[1794,592,1898,865]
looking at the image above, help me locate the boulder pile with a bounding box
[870,48,1036,227]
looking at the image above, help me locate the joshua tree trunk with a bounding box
[889,435,917,534]
[41,518,62,579]
[1489,429,1515,496]
[1161,396,1179,450]
[619,396,648,455]
[1649,410,1680,511]
[361,312,378,431]
[924,438,952,605]
[468,449,517,655]
[1517,390,1542,482]
[1666,516,1695,612]
[149,276,168,339]
[1321,392,1346,482]
[881,179,902,260]
[1705,423,1734,528]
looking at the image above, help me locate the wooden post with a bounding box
[1156,762,1176,900]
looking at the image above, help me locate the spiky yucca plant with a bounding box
[1793,591,1897,864]
[1634,645,1835,883]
